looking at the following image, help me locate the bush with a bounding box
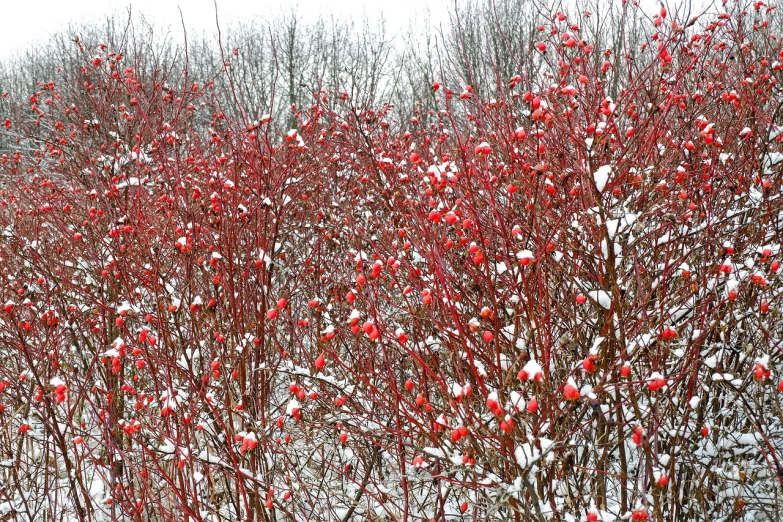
[0,2,782,521]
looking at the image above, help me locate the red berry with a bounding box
[661,327,677,340]
[564,383,580,400]
[582,357,597,373]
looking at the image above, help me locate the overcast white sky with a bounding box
[0,0,452,59]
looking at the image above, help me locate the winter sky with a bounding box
[0,0,453,59]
